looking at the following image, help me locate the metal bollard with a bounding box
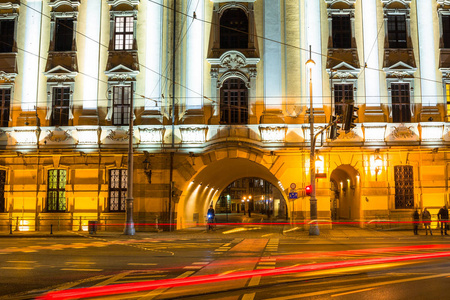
[9,224,12,234]
[50,224,53,235]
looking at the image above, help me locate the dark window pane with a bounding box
[112,86,132,126]
[55,19,74,51]
[443,15,450,48]
[0,19,14,53]
[47,170,66,212]
[51,87,70,126]
[220,78,248,124]
[109,169,127,212]
[114,16,134,50]
[334,84,353,117]
[220,9,248,49]
[332,15,351,48]
[388,15,407,48]
[0,89,11,127]
[0,170,5,213]
[391,83,411,123]
[394,165,414,209]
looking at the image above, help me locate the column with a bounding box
[185,1,204,110]
[362,0,381,106]
[21,0,43,111]
[305,0,323,108]
[417,0,438,107]
[264,0,282,111]
[145,0,163,110]
[82,0,101,110]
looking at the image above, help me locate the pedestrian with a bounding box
[413,209,420,235]
[437,205,449,235]
[422,207,432,235]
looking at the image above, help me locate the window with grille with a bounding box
[54,19,74,51]
[0,170,5,213]
[109,169,127,212]
[220,8,248,49]
[394,165,414,209]
[332,15,351,48]
[391,83,411,123]
[47,169,66,212]
[334,84,353,118]
[387,15,407,48]
[0,88,11,127]
[113,86,131,126]
[220,78,248,124]
[0,19,14,53]
[114,16,134,50]
[51,87,70,126]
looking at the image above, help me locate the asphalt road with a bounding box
[0,221,449,299]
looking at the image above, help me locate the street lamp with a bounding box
[124,82,135,235]
[306,46,319,236]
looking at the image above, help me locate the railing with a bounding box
[0,215,162,234]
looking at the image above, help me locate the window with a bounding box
[394,165,414,209]
[54,19,74,51]
[114,16,133,50]
[220,78,248,124]
[51,87,70,126]
[47,169,66,212]
[109,169,127,212]
[220,8,248,49]
[0,88,11,127]
[334,84,353,117]
[113,86,131,125]
[446,83,450,118]
[387,15,407,48]
[0,170,5,213]
[391,83,411,123]
[442,15,450,49]
[0,19,14,53]
[332,15,351,48]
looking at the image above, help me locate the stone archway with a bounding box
[330,164,361,223]
[177,157,287,229]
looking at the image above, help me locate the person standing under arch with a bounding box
[422,208,432,235]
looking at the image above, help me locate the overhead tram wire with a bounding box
[13,1,449,114]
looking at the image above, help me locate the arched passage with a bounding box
[330,165,361,223]
[177,158,287,228]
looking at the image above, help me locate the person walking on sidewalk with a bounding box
[437,205,449,235]
[422,208,432,235]
[413,209,420,235]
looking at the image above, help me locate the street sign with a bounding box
[290,183,296,189]
[289,192,298,199]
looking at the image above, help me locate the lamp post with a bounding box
[306,46,319,236]
[124,82,135,235]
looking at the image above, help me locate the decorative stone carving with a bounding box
[392,125,415,139]
[139,127,164,144]
[259,126,286,143]
[13,129,38,145]
[221,52,246,69]
[421,125,443,141]
[76,128,99,145]
[364,126,386,142]
[45,128,71,143]
[107,129,129,142]
[180,127,207,144]
[0,129,5,137]
[0,71,16,83]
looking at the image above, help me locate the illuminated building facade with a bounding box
[0,0,449,231]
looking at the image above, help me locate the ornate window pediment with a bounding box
[44,65,77,82]
[0,71,16,83]
[383,61,416,78]
[105,64,139,81]
[48,1,80,10]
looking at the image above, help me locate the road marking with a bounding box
[183,266,203,269]
[128,263,158,266]
[60,268,103,272]
[66,262,96,265]
[267,273,450,300]
[241,293,256,300]
[6,261,37,263]
[331,287,375,297]
[1,267,33,270]
[192,262,209,265]
[93,272,131,287]
[137,271,195,300]
[248,275,261,286]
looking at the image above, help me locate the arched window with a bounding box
[220,78,248,124]
[220,8,248,49]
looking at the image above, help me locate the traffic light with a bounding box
[305,185,312,196]
[343,103,359,133]
[328,116,341,140]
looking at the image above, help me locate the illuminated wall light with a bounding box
[19,220,30,232]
